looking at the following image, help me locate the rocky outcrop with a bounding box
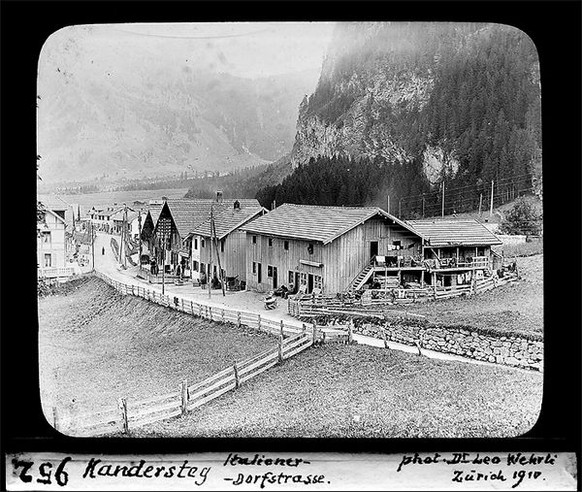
[289,21,541,193]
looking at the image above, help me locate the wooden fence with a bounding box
[94,271,303,337]
[56,330,314,436]
[288,273,519,318]
[55,271,333,436]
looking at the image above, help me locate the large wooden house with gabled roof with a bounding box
[242,204,504,295]
[242,204,423,294]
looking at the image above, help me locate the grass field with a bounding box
[38,278,276,420]
[403,254,543,337]
[134,343,542,438]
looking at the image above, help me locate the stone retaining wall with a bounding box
[306,315,543,371]
[354,321,542,371]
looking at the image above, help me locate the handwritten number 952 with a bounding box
[12,457,72,487]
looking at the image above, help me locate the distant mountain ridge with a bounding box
[38,26,319,184]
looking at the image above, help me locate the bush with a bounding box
[499,197,542,235]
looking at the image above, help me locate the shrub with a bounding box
[499,197,541,235]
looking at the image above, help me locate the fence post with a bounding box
[257,314,261,331]
[180,380,188,415]
[191,301,194,315]
[233,363,240,389]
[222,309,225,324]
[118,397,129,434]
[312,322,317,345]
[132,285,135,296]
[181,298,185,312]
[199,304,203,317]
[237,311,242,328]
[302,323,307,334]
[348,319,354,344]
[280,320,285,339]
[278,335,284,363]
[382,325,388,349]
[208,306,212,321]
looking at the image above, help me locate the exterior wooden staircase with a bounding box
[347,258,375,291]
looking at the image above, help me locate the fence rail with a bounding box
[289,272,519,318]
[56,271,318,436]
[38,266,75,279]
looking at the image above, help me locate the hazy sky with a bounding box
[42,22,335,79]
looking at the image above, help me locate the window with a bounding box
[42,231,51,243]
[252,262,256,274]
[307,243,314,255]
[194,238,198,250]
[252,236,257,244]
[44,253,52,267]
[284,240,289,251]
[288,271,294,284]
[300,272,308,286]
[221,239,225,253]
[314,275,323,290]
[268,238,273,247]
[193,261,199,271]
[393,240,402,250]
[267,265,273,277]
[201,239,205,248]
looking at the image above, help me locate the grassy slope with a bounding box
[38,278,276,417]
[402,254,543,336]
[136,343,542,438]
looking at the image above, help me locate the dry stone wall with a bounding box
[307,315,543,371]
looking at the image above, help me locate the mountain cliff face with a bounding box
[290,22,541,190]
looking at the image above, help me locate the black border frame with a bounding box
[2,0,580,486]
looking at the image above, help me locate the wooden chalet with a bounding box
[151,198,261,281]
[242,204,504,295]
[139,202,164,262]
[242,204,421,294]
[188,200,266,287]
[406,219,503,288]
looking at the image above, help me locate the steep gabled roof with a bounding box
[161,198,260,238]
[190,203,266,240]
[241,203,421,244]
[406,219,503,247]
[145,203,164,225]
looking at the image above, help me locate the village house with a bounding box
[111,208,136,235]
[405,219,503,288]
[139,201,164,263]
[87,206,123,233]
[188,200,266,287]
[242,204,423,294]
[37,207,70,279]
[148,197,261,282]
[242,204,504,295]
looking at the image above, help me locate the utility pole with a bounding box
[90,220,95,271]
[161,230,165,295]
[441,181,445,218]
[422,194,425,218]
[208,204,213,299]
[138,210,142,272]
[122,203,128,269]
[387,195,390,214]
[212,215,226,297]
[398,198,402,218]
[489,180,494,217]
[478,193,483,218]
